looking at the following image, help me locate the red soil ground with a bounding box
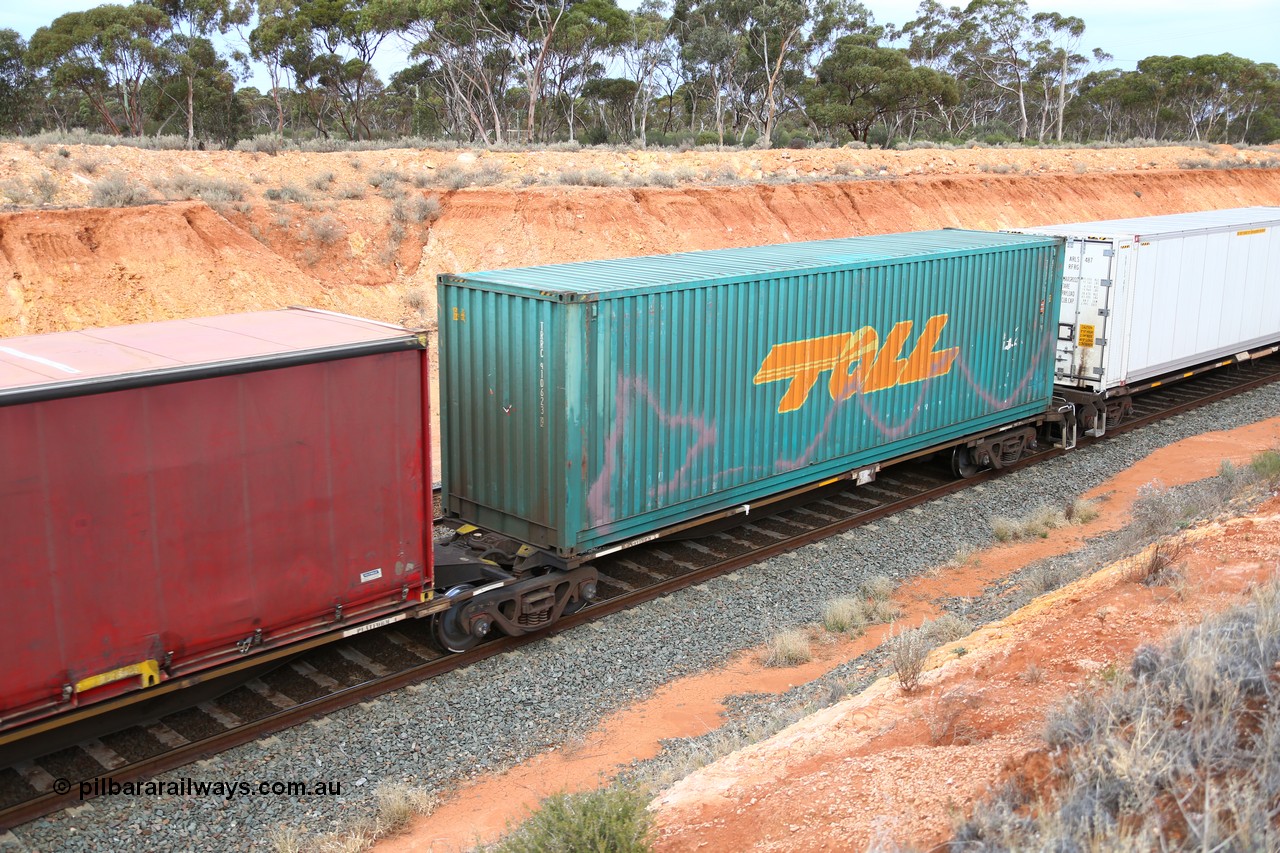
[378,417,1280,852]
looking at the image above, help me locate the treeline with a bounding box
[1,0,1277,149]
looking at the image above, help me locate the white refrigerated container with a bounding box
[1009,207,1280,395]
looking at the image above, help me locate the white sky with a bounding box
[7,0,1278,90]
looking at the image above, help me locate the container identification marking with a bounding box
[342,613,407,638]
[1078,324,1096,347]
[360,568,383,583]
[1237,228,1266,236]
[753,314,960,413]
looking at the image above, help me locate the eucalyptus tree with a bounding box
[1024,11,1105,141]
[396,0,519,143]
[28,4,171,136]
[1225,60,1280,144]
[619,0,675,144]
[283,0,412,139]
[582,76,639,138]
[473,0,572,141]
[672,0,750,143]
[804,29,956,143]
[741,0,865,147]
[149,33,242,141]
[541,0,630,140]
[240,0,304,133]
[148,0,247,145]
[951,0,1042,139]
[0,30,39,133]
[899,0,996,135]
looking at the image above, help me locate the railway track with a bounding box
[4,353,1280,831]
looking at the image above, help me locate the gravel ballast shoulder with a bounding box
[8,383,1280,852]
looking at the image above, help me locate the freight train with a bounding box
[3,207,1279,738]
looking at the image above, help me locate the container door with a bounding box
[1054,238,1115,391]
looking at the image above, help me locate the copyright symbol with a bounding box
[53,778,70,795]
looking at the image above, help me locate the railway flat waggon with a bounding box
[1010,207,1280,434]
[438,230,1066,563]
[0,309,435,734]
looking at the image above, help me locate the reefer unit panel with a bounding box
[0,310,432,729]
[439,230,1063,559]
[1010,207,1280,393]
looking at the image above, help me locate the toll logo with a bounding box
[753,314,960,413]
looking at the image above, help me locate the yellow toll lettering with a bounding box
[752,334,850,413]
[756,314,961,414]
[899,315,959,386]
[861,321,915,393]
[827,327,879,401]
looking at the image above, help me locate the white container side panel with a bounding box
[1012,210,1280,393]
[1119,227,1280,387]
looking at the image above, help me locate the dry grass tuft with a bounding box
[954,579,1280,850]
[862,575,896,602]
[763,628,812,667]
[1125,536,1186,586]
[822,597,868,636]
[888,625,931,693]
[489,787,653,853]
[306,213,346,245]
[91,173,153,207]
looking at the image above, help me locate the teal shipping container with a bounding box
[439,230,1064,561]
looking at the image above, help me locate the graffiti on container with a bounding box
[752,315,959,414]
[588,375,722,527]
[588,326,1055,528]
[953,328,1053,410]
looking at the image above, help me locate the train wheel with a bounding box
[950,446,982,479]
[432,585,488,653]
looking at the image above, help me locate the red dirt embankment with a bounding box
[3,160,1280,339]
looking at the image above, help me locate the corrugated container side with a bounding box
[1,350,431,724]
[440,233,1063,557]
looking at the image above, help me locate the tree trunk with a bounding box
[761,31,794,150]
[187,73,195,148]
[1055,49,1067,141]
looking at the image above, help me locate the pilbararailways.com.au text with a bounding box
[63,776,343,801]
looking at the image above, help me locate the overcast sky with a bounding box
[8,0,1278,90]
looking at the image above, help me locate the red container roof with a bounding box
[0,308,423,404]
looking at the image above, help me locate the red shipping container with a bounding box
[0,309,432,732]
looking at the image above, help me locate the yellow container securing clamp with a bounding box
[75,659,161,694]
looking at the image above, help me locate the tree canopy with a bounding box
[5,0,1277,147]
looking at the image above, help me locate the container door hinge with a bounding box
[1100,279,1113,287]
[333,604,344,623]
[1094,367,1105,376]
[1097,308,1110,317]
[1102,248,1114,257]
[1096,337,1108,346]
